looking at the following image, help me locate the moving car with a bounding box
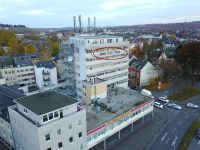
[159,96,169,103]
[168,103,182,110]
[186,103,199,109]
[154,102,164,109]
[196,129,200,139]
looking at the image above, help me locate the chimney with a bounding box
[78,15,82,33]
[88,17,91,33]
[73,16,76,33]
[94,16,96,28]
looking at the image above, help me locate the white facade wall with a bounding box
[0,118,14,148]
[140,62,158,87]
[69,35,129,101]
[16,65,35,86]
[1,68,17,86]
[34,66,58,89]
[9,104,87,150]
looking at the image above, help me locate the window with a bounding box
[23,108,28,114]
[69,137,73,143]
[43,115,48,122]
[79,132,82,138]
[116,39,118,43]
[58,142,62,148]
[78,120,81,126]
[107,39,112,43]
[68,124,72,130]
[54,111,59,118]
[57,129,61,135]
[47,148,51,150]
[45,134,50,141]
[49,113,53,120]
[80,144,83,150]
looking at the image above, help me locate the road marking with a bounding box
[198,140,200,145]
[166,138,170,144]
[172,136,178,146]
[161,133,168,141]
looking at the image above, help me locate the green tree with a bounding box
[51,42,60,56]
[8,37,20,55]
[0,46,4,56]
[175,41,200,86]
[0,30,16,46]
[25,44,37,54]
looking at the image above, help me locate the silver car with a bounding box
[186,103,199,109]
[168,103,182,110]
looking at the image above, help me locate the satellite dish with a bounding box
[68,56,73,62]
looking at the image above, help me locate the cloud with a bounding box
[17,9,54,16]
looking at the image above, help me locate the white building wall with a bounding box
[70,35,130,101]
[0,118,14,148]
[140,62,158,87]
[8,105,41,150]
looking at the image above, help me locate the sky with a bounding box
[0,0,200,28]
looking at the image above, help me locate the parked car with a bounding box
[154,102,164,109]
[141,89,154,99]
[196,129,200,139]
[186,103,199,109]
[168,103,182,110]
[159,96,169,103]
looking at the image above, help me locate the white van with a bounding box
[141,89,154,99]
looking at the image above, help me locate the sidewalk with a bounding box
[106,110,167,150]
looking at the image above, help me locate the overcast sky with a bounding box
[0,0,200,28]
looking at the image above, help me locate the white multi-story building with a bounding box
[8,90,87,150]
[13,56,36,86]
[69,34,129,102]
[34,61,58,90]
[0,56,17,86]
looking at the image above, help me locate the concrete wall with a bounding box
[0,118,14,148]
[38,109,87,150]
[8,105,40,150]
[140,62,158,87]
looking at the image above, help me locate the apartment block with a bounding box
[8,90,87,150]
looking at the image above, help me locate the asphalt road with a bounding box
[150,95,200,150]
[0,141,10,150]
[188,137,200,150]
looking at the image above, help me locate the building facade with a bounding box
[69,34,129,102]
[8,90,87,150]
[34,61,58,90]
[129,58,158,88]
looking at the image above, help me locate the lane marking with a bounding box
[172,136,178,146]
[166,138,170,144]
[198,140,200,145]
[161,133,168,141]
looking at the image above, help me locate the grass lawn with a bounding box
[178,120,200,150]
[168,88,200,102]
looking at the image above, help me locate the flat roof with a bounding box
[15,90,78,115]
[82,78,105,86]
[72,34,122,39]
[0,85,24,122]
[86,87,151,131]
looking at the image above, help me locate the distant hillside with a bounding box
[107,21,200,31]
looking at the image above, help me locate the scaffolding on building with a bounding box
[59,41,77,98]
